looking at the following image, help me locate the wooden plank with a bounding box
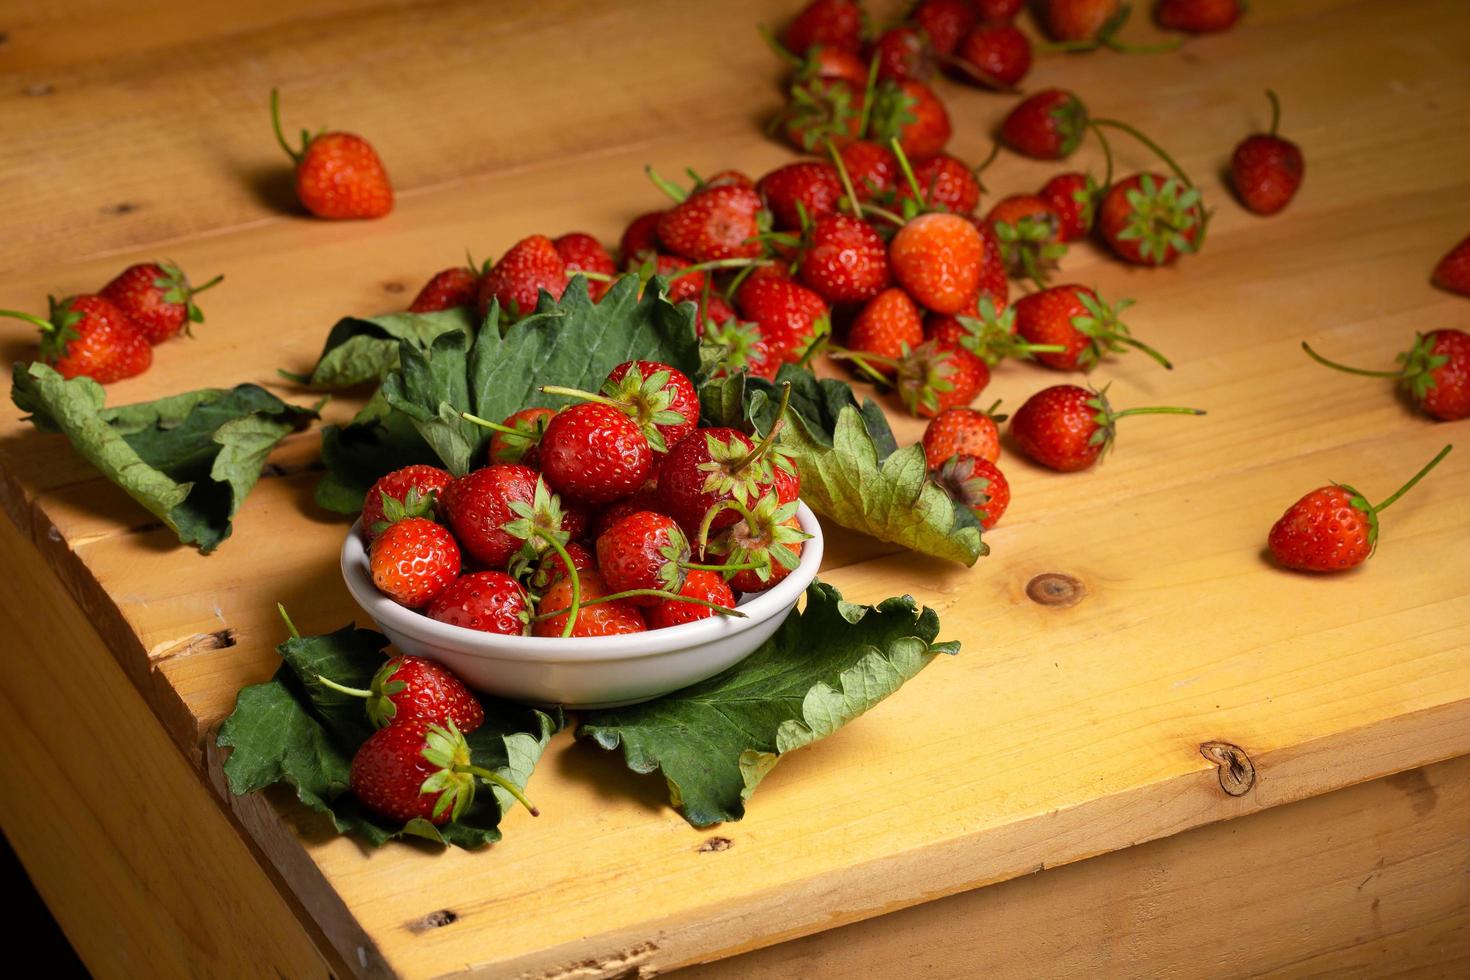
[0,507,337,978]
[679,756,1470,979]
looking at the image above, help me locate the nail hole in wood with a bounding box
[1026,573,1085,607]
[411,909,458,931]
[698,836,732,853]
[103,202,139,215]
[1199,740,1255,796]
[23,82,52,97]
[383,281,406,294]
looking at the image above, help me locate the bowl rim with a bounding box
[341,501,824,663]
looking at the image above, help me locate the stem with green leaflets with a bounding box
[459,764,540,816]
[1370,445,1453,515]
[1300,342,1401,378]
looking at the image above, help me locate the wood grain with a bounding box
[0,0,1467,977]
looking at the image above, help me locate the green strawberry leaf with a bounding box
[11,363,318,552]
[580,582,959,827]
[217,622,561,849]
[315,389,445,514]
[284,307,475,389]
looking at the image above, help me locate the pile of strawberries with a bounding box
[361,359,809,638]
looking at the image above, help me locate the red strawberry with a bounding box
[783,0,863,54]
[539,403,654,505]
[1231,91,1304,216]
[1010,384,1204,472]
[529,540,596,592]
[269,89,392,220]
[370,516,461,608]
[848,288,926,371]
[7,295,152,384]
[776,77,865,152]
[350,720,537,826]
[657,184,765,262]
[932,454,1010,528]
[734,274,832,366]
[322,655,486,732]
[927,298,1063,366]
[658,424,784,541]
[99,261,223,344]
[595,510,696,604]
[1044,0,1124,41]
[923,405,1004,466]
[485,407,554,467]
[634,254,708,305]
[361,464,453,543]
[911,0,977,56]
[1156,0,1244,33]
[851,338,992,418]
[1433,234,1470,296]
[976,0,1026,18]
[1039,172,1099,241]
[758,162,843,231]
[533,569,647,637]
[791,44,871,87]
[1267,446,1453,573]
[955,23,1032,90]
[838,141,900,202]
[706,493,809,593]
[871,26,935,82]
[619,211,665,265]
[1000,90,1090,160]
[565,359,701,454]
[1302,330,1470,422]
[409,263,481,314]
[894,154,982,215]
[1098,172,1205,266]
[1013,285,1171,372]
[971,221,1010,309]
[984,194,1066,284]
[648,570,737,629]
[555,232,616,300]
[890,212,984,314]
[441,464,538,567]
[869,79,952,159]
[477,235,569,319]
[773,455,801,505]
[427,572,531,636]
[798,214,892,304]
[706,316,781,380]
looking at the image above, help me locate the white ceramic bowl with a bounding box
[341,503,823,709]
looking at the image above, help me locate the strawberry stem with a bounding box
[190,273,225,296]
[1118,336,1174,370]
[825,139,866,221]
[1034,39,1098,53]
[889,138,925,202]
[538,384,624,411]
[533,589,747,621]
[732,381,793,472]
[758,24,802,68]
[459,764,540,816]
[696,498,752,557]
[1110,405,1207,420]
[829,348,896,385]
[1300,341,1403,379]
[860,203,907,226]
[269,89,304,165]
[0,309,54,332]
[858,53,881,138]
[277,602,301,640]
[537,533,581,638]
[315,675,373,699]
[644,166,688,203]
[1371,444,1452,514]
[682,560,764,573]
[1265,89,1282,137]
[1090,118,1194,187]
[1105,36,1181,54]
[1092,123,1116,189]
[460,412,531,437]
[794,332,828,369]
[674,257,767,277]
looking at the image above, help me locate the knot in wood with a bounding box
[1200,741,1255,796]
[698,836,732,853]
[1026,572,1085,607]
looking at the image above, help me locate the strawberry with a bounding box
[900,340,990,417]
[657,184,765,262]
[783,0,863,54]
[539,403,654,505]
[370,516,461,608]
[1010,384,1204,472]
[555,232,616,300]
[533,569,647,637]
[648,570,737,629]
[1000,90,1089,160]
[1156,0,1245,33]
[1098,173,1204,266]
[838,141,900,202]
[441,464,538,567]
[985,195,1066,284]
[529,540,596,592]
[595,510,696,604]
[1044,0,1125,41]
[869,79,952,159]
[619,211,665,265]
[6,295,152,384]
[657,418,787,541]
[848,288,926,370]
[922,405,1004,466]
[427,572,531,636]
[361,465,453,543]
[798,214,891,304]
[1013,285,1171,372]
[409,262,482,313]
[911,0,977,56]
[889,212,984,314]
[927,297,1063,365]
[1432,234,1470,297]
[638,254,708,305]
[955,23,1032,90]
[792,44,871,87]
[871,26,935,82]
[1302,330,1470,422]
[894,154,982,215]
[776,77,865,152]
[932,454,1010,528]
[1231,91,1304,216]
[707,316,781,380]
[773,455,802,505]
[734,274,832,367]
[484,407,554,466]
[99,261,223,344]
[477,235,569,319]
[705,492,810,593]
[1267,446,1453,573]
[971,221,1010,309]
[350,719,537,825]
[976,0,1026,18]
[1039,172,1099,241]
[320,655,486,731]
[269,89,392,220]
[758,161,843,231]
[540,360,699,454]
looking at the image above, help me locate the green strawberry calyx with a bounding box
[1071,289,1172,370]
[1084,384,1207,459]
[419,720,540,821]
[3,299,82,363]
[153,260,224,333]
[929,454,995,513]
[955,297,1066,365]
[1336,444,1454,557]
[705,492,809,585]
[1048,93,1091,156]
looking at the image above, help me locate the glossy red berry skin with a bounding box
[477,235,569,319]
[369,517,461,608]
[657,428,773,539]
[957,23,1032,89]
[367,656,485,732]
[360,464,454,543]
[798,214,891,304]
[539,403,654,505]
[441,464,538,568]
[1415,330,1470,421]
[1009,385,1107,472]
[757,162,843,231]
[923,407,1002,466]
[648,570,737,629]
[350,722,454,825]
[619,211,665,265]
[533,570,648,637]
[1267,487,1372,572]
[39,295,152,383]
[408,266,480,313]
[426,572,530,636]
[295,132,394,220]
[605,359,700,453]
[596,510,690,605]
[1231,134,1304,215]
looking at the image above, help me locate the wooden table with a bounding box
[2,1,1467,976]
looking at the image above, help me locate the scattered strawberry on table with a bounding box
[1302,331,1470,422]
[270,88,393,220]
[1231,90,1305,215]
